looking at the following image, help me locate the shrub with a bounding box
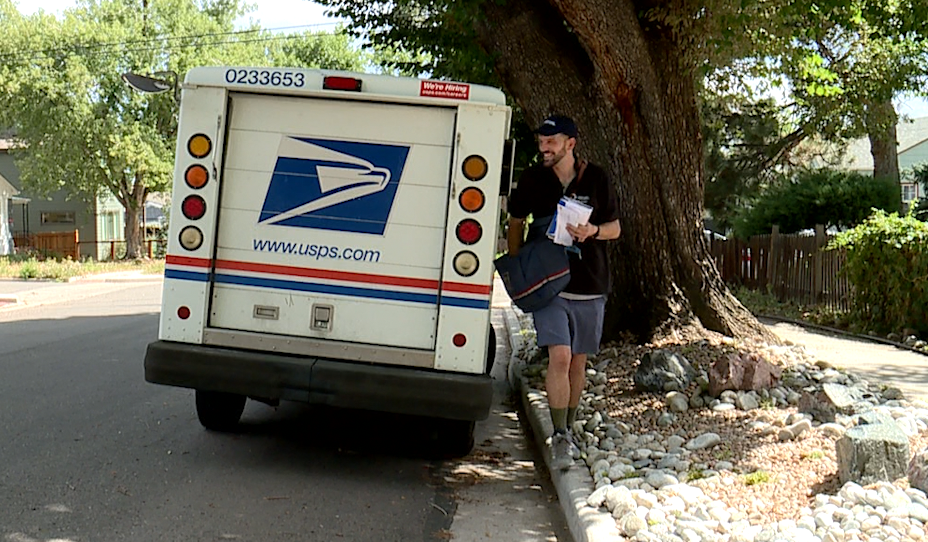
[829,209,928,335]
[733,169,900,239]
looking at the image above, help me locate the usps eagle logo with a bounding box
[258,137,410,235]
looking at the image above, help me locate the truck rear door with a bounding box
[208,92,455,352]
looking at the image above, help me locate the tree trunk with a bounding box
[475,0,775,343]
[121,177,147,260]
[866,99,899,183]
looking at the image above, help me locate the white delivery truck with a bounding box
[144,67,513,454]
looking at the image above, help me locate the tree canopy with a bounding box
[0,0,368,258]
[314,0,928,341]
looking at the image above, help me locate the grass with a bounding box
[802,450,825,461]
[685,469,706,482]
[0,255,164,281]
[733,286,852,330]
[743,470,772,485]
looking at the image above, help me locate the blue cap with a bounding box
[535,115,578,138]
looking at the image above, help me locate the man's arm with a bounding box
[507,217,525,256]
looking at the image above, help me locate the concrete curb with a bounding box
[68,273,164,284]
[501,304,620,542]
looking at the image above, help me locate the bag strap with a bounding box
[565,159,588,194]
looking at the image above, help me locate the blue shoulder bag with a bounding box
[494,216,570,313]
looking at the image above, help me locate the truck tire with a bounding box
[442,420,476,458]
[195,390,246,432]
[485,326,497,374]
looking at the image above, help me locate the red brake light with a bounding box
[456,219,482,245]
[453,333,466,347]
[323,76,362,92]
[182,195,206,220]
[177,306,191,320]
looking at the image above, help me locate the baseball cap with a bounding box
[535,115,578,138]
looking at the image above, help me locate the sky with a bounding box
[15,0,928,118]
[17,0,345,33]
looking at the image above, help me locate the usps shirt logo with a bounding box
[259,137,410,235]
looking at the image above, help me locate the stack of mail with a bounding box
[546,197,593,246]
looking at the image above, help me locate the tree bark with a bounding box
[474,0,775,343]
[866,99,900,183]
[117,175,147,260]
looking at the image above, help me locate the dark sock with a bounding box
[550,407,568,433]
[567,406,578,427]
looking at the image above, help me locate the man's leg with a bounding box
[545,344,572,432]
[567,353,587,427]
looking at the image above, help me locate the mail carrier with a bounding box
[144,67,513,454]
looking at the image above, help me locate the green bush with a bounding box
[829,209,928,335]
[733,169,901,239]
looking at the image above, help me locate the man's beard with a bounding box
[542,148,566,167]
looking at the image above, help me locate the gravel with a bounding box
[519,326,928,541]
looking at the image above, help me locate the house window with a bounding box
[40,211,76,224]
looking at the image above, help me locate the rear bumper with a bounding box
[144,340,493,421]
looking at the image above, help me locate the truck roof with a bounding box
[184,67,507,106]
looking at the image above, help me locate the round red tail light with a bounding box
[177,306,191,320]
[455,219,482,245]
[452,333,466,347]
[182,195,207,220]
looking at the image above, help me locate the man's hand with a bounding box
[567,222,598,243]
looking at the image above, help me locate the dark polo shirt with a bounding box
[508,160,619,295]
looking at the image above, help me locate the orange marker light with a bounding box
[459,187,485,213]
[185,165,209,189]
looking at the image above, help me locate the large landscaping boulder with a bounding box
[708,352,781,397]
[908,447,928,493]
[799,383,869,423]
[836,423,911,485]
[634,350,696,392]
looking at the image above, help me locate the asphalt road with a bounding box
[0,281,568,542]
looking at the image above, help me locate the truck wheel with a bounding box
[440,420,476,458]
[195,390,246,432]
[485,326,497,374]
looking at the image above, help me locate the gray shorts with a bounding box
[532,296,606,354]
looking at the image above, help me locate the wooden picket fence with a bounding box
[13,230,80,260]
[708,225,851,311]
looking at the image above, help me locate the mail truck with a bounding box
[144,67,513,454]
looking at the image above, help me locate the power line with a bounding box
[0,21,348,64]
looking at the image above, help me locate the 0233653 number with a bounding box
[224,69,305,88]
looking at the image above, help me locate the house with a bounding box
[840,116,928,204]
[0,172,16,255]
[0,138,127,259]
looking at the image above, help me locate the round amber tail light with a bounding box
[462,155,488,181]
[188,134,212,158]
